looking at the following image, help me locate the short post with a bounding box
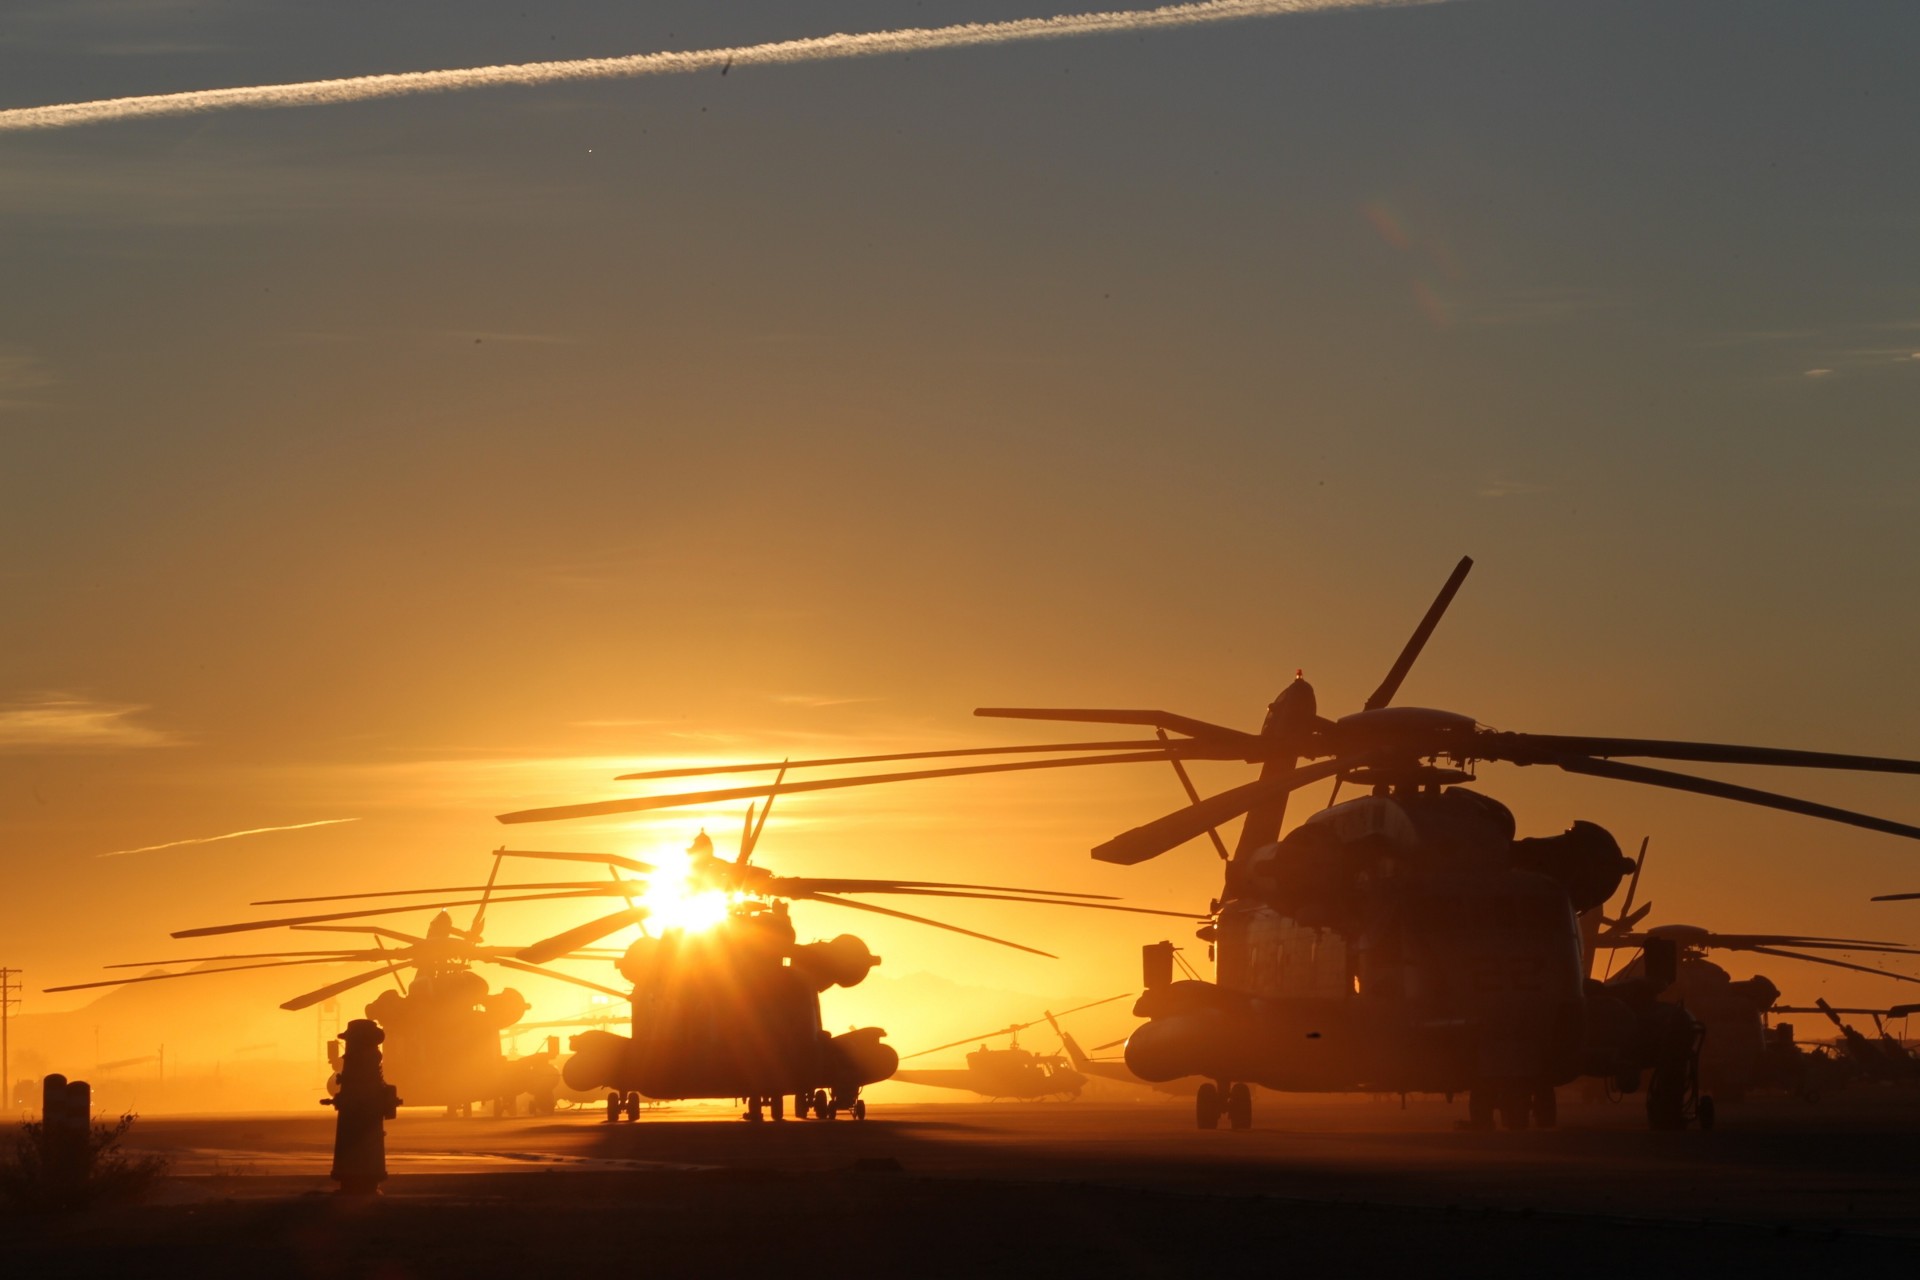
[320,1019,400,1195]
[41,1073,91,1204]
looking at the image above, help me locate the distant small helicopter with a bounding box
[524,558,1920,1132]
[48,863,630,1116]
[1776,999,1920,1085]
[891,995,1131,1100]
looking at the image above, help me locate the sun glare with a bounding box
[639,845,736,934]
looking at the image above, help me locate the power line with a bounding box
[0,967,21,1112]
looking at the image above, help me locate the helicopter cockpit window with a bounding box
[1242,914,1349,999]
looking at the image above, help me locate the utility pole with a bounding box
[0,968,20,1112]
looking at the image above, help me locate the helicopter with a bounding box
[891,995,1131,1100]
[1776,999,1920,1085]
[487,798,1200,1122]
[1585,842,1920,1100]
[1595,924,1919,1101]
[47,862,632,1117]
[507,557,1920,1132]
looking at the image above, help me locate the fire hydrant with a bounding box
[321,1019,400,1195]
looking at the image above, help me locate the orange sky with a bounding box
[2,0,1919,1074]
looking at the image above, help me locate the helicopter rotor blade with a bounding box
[772,885,1203,919]
[173,889,627,939]
[488,958,630,1000]
[516,907,649,965]
[279,962,414,1012]
[614,740,1177,780]
[795,893,1056,958]
[1619,836,1649,922]
[1705,935,1920,954]
[1743,946,1920,985]
[1542,755,1920,842]
[971,709,1259,751]
[1092,755,1365,865]
[899,1024,1024,1062]
[469,847,508,941]
[45,955,376,995]
[497,849,655,875]
[252,882,619,907]
[104,950,380,967]
[1872,892,1920,902]
[497,750,1183,825]
[1486,733,1920,776]
[902,994,1133,1062]
[1159,727,1231,861]
[532,750,1192,825]
[1364,555,1474,711]
[1602,932,1920,954]
[760,878,1117,899]
[1604,902,1654,937]
[1043,992,1136,1023]
[741,764,787,867]
[289,923,427,945]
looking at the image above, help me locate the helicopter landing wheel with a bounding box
[1496,1085,1531,1131]
[812,1089,831,1119]
[1195,1082,1223,1130]
[604,1092,620,1124]
[1464,1087,1494,1131]
[1226,1083,1252,1130]
[624,1091,643,1123]
[1531,1083,1558,1130]
[852,1098,867,1121]
[1646,1068,1688,1131]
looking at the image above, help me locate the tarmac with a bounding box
[9,1091,1919,1276]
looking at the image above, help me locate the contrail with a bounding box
[98,817,359,858]
[0,0,1435,133]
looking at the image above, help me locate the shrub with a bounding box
[0,1112,170,1212]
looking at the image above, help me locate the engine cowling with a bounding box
[790,934,879,991]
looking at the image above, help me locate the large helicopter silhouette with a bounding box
[482,796,1199,1122]
[891,995,1131,1100]
[47,867,630,1115]
[505,557,1920,1131]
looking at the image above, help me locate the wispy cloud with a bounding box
[0,694,177,751]
[772,693,881,709]
[0,0,1439,133]
[97,816,359,858]
[1704,317,1920,380]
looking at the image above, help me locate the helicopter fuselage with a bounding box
[1126,789,1617,1099]
[1129,870,1585,1093]
[894,1047,1087,1100]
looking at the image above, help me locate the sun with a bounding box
[638,843,735,934]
